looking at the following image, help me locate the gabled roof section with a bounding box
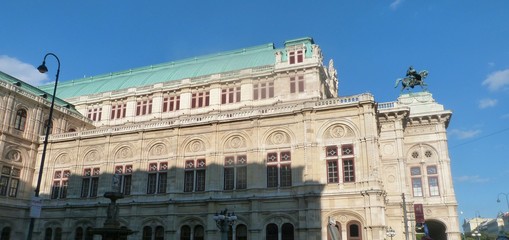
[39,43,278,99]
[0,71,79,114]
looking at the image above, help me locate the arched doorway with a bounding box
[425,220,446,240]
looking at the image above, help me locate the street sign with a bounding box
[29,197,42,218]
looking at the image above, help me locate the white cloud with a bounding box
[448,129,481,139]
[456,175,489,183]
[478,98,497,109]
[390,0,404,10]
[0,55,49,86]
[482,69,509,91]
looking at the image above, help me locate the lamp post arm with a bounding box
[498,193,509,212]
[34,53,60,196]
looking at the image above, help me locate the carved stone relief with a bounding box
[325,124,354,139]
[267,131,290,145]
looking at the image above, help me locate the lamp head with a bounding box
[37,61,48,73]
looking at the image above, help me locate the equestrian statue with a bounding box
[395,66,429,92]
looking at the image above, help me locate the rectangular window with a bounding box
[224,167,235,190]
[288,50,304,64]
[115,165,133,195]
[266,151,292,188]
[87,108,102,121]
[51,170,69,199]
[184,159,206,192]
[0,166,21,197]
[184,171,194,192]
[280,164,292,187]
[223,155,247,190]
[327,160,339,183]
[267,165,278,188]
[290,76,305,93]
[163,95,180,112]
[81,168,99,198]
[221,87,241,104]
[191,91,210,108]
[428,177,439,196]
[136,97,153,116]
[325,144,356,184]
[343,159,355,182]
[111,102,127,120]
[146,162,168,194]
[427,165,439,196]
[412,178,423,197]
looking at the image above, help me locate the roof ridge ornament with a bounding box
[394,66,429,93]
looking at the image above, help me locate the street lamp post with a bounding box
[213,209,237,240]
[386,227,396,240]
[472,230,481,240]
[497,193,509,212]
[26,53,60,240]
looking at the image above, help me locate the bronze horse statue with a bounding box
[395,66,429,92]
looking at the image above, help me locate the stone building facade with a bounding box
[0,37,460,239]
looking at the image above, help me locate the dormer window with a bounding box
[289,50,304,64]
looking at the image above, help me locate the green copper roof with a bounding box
[0,71,78,112]
[39,43,279,99]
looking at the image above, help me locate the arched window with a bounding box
[14,109,27,131]
[44,228,52,240]
[266,223,278,240]
[43,120,53,135]
[142,226,152,240]
[54,227,62,240]
[68,128,76,132]
[347,221,362,240]
[155,226,164,240]
[1,227,11,240]
[75,227,83,240]
[281,223,294,240]
[236,224,248,240]
[194,225,204,240]
[180,225,191,240]
[85,227,93,240]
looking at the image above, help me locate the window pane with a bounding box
[195,170,206,191]
[280,165,292,187]
[236,166,247,189]
[267,166,278,188]
[412,178,423,197]
[184,171,194,192]
[224,168,234,190]
[327,160,339,183]
[266,224,278,240]
[180,226,191,240]
[282,223,294,240]
[158,173,167,193]
[428,177,440,196]
[81,179,90,197]
[194,225,204,240]
[343,159,355,182]
[0,177,9,196]
[143,226,152,240]
[155,226,164,240]
[75,227,83,240]
[349,224,360,237]
[90,178,99,197]
[147,173,157,194]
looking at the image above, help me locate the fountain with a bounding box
[88,174,134,240]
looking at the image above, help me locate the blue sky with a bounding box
[1,0,508,224]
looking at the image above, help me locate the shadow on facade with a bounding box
[3,163,328,240]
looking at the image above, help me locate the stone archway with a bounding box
[426,219,447,240]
